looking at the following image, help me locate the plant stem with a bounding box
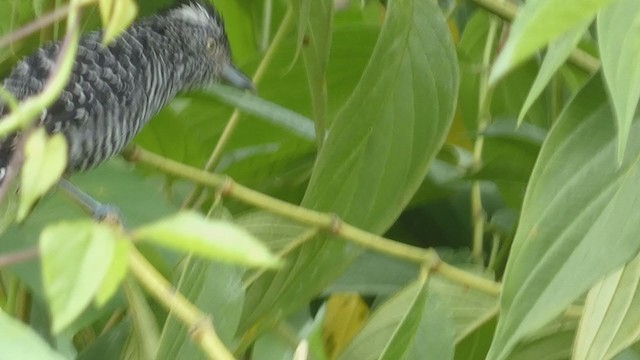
[129,247,235,360]
[471,17,498,264]
[468,0,600,74]
[0,3,78,49]
[182,8,296,209]
[125,146,502,296]
[260,0,272,52]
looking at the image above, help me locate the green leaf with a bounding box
[77,319,131,360]
[403,292,456,360]
[337,278,427,360]
[240,0,458,332]
[41,221,117,333]
[597,0,640,162]
[490,0,614,82]
[455,314,497,360]
[100,0,138,45]
[18,129,68,221]
[302,0,457,230]
[510,320,577,360]
[94,239,130,307]
[517,23,589,125]
[574,252,640,360]
[204,85,316,141]
[0,309,67,360]
[488,75,640,359]
[124,279,160,359]
[133,211,279,268]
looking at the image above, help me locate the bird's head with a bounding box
[165,0,254,91]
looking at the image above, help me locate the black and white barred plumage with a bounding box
[0,0,252,185]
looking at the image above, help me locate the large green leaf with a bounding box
[488,75,640,359]
[490,0,613,82]
[302,0,457,229]
[597,0,640,162]
[239,0,457,332]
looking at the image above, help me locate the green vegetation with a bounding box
[1,0,639,359]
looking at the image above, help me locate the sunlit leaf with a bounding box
[490,0,612,82]
[95,239,130,307]
[134,211,279,268]
[41,221,116,333]
[518,23,589,125]
[18,128,67,221]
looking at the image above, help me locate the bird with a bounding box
[0,0,253,193]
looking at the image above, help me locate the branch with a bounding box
[0,246,39,268]
[124,146,502,296]
[0,3,75,49]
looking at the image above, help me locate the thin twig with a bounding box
[0,3,75,49]
[125,146,502,296]
[0,247,39,268]
[470,17,498,264]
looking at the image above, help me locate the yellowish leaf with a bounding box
[322,293,370,359]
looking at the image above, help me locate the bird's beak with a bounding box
[222,64,255,92]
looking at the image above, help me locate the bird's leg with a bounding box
[57,178,122,224]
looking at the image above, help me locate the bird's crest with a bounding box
[169,0,224,36]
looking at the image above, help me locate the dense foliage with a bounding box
[1,0,640,359]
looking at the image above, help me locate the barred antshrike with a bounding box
[0,0,252,187]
